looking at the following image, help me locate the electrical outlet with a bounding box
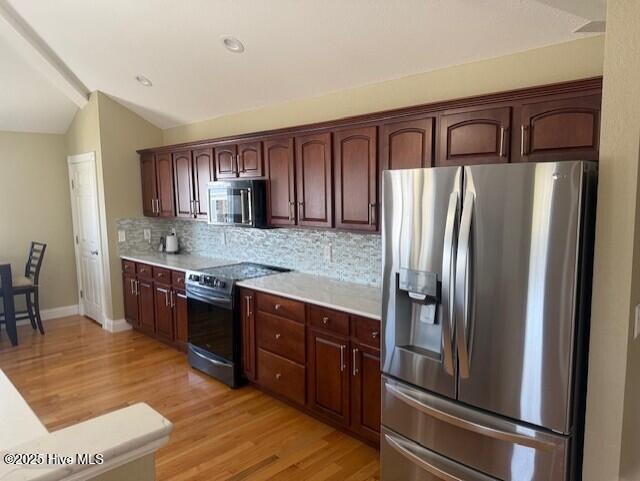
[324,243,333,263]
[117,230,126,243]
[143,229,151,243]
[635,304,640,340]
[170,227,177,235]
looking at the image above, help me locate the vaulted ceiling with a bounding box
[0,0,605,134]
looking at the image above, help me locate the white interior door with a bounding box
[68,153,103,323]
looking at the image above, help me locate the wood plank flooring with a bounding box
[0,316,380,481]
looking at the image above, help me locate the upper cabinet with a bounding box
[265,137,296,226]
[141,152,175,218]
[295,132,333,228]
[334,126,378,231]
[192,148,214,220]
[215,141,264,179]
[380,117,434,171]
[172,150,194,218]
[518,94,601,162]
[438,107,511,166]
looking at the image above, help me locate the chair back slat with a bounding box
[24,242,47,285]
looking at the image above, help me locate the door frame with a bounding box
[67,152,105,325]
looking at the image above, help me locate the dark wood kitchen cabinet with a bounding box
[240,288,256,382]
[141,152,175,218]
[172,150,194,218]
[307,329,350,426]
[438,107,511,166]
[122,273,139,327]
[295,132,333,228]
[380,117,434,171]
[333,126,378,231]
[137,278,156,335]
[154,283,174,342]
[265,137,296,226]
[215,142,264,179]
[174,290,188,350]
[518,94,601,162]
[140,153,158,217]
[192,148,214,220]
[350,341,381,444]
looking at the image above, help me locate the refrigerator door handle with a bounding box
[441,192,459,376]
[455,190,474,379]
[385,381,558,452]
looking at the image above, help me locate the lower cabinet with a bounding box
[121,260,188,352]
[243,289,381,446]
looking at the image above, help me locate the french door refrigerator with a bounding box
[380,161,597,481]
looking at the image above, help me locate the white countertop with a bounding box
[120,252,233,272]
[0,370,47,451]
[237,271,382,320]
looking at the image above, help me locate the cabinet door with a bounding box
[193,148,214,220]
[238,141,264,178]
[351,342,381,443]
[240,288,256,382]
[138,279,155,335]
[172,150,194,218]
[265,137,296,226]
[140,152,158,217]
[123,274,139,327]
[155,152,175,217]
[519,94,601,162]
[214,145,238,179]
[295,132,333,228]
[174,289,188,351]
[380,117,434,170]
[154,284,174,342]
[334,126,378,231]
[438,107,511,166]
[307,329,350,425]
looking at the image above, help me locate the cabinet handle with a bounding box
[274,304,282,311]
[322,316,329,325]
[170,291,175,308]
[275,373,282,380]
[520,125,527,156]
[245,296,252,317]
[297,201,304,219]
[177,293,187,299]
[157,198,162,214]
[369,203,376,225]
[340,344,346,372]
[157,287,169,306]
[130,278,135,295]
[352,347,359,376]
[274,333,281,340]
[499,127,505,157]
[372,331,379,339]
[289,202,295,221]
[134,280,139,295]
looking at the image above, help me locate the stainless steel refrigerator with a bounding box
[380,161,597,481]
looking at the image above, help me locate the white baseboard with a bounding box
[15,304,80,326]
[102,317,132,333]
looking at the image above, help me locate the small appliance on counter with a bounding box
[185,262,290,387]
[165,233,179,254]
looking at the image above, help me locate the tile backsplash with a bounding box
[116,218,382,287]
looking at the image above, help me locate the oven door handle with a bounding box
[190,347,233,368]
[185,289,233,309]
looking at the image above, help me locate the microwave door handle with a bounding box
[455,191,475,379]
[441,192,459,376]
[240,189,247,224]
[247,188,253,225]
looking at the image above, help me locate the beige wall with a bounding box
[163,36,604,145]
[65,92,161,322]
[583,1,640,480]
[0,131,77,310]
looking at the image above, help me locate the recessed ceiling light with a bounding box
[220,36,245,53]
[135,75,153,87]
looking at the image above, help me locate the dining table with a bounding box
[0,262,18,346]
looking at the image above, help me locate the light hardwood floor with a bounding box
[0,316,380,481]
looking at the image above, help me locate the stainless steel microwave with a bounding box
[207,179,267,228]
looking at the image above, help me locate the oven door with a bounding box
[208,182,253,226]
[186,284,239,386]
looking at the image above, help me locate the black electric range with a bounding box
[185,262,289,387]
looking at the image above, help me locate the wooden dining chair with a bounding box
[0,263,18,346]
[0,242,47,335]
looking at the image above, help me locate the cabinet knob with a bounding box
[275,333,281,340]
[372,331,379,339]
[274,304,282,311]
[322,316,329,325]
[275,373,282,380]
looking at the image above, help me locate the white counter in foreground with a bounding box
[237,271,382,320]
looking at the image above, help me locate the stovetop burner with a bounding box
[185,262,290,293]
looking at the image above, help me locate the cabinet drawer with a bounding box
[256,292,305,322]
[257,348,305,405]
[136,263,153,280]
[153,266,171,284]
[256,311,305,364]
[352,316,381,347]
[122,260,136,275]
[309,305,349,336]
[172,270,185,289]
